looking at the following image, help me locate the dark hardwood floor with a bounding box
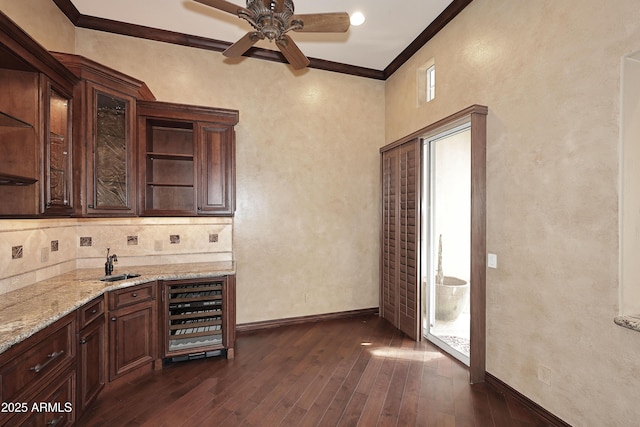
[77,314,553,426]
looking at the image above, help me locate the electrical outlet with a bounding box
[537,365,551,385]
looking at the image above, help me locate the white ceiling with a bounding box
[68,0,455,71]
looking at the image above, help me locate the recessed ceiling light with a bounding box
[350,11,365,26]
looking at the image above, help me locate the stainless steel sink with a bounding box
[100,273,141,282]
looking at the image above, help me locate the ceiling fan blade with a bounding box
[291,12,350,33]
[276,35,310,70]
[223,32,264,57]
[193,0,248,16]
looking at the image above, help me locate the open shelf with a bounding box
[0,110,33,128]
[146,152,193,161]
[143,122,196,213]
[0,172,37,186]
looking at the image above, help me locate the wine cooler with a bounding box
[161,276,235,361]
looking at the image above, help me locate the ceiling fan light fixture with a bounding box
[350,11,365,26]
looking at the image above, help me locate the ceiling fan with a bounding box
[193,0,351,69]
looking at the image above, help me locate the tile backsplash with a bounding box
[0,217,233,294]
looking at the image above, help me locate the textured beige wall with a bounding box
[387,0,640,424]
[0,0,74,52]
[72,30,385,324]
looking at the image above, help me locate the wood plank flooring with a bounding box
[77,314,553,426]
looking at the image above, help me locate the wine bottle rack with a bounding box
[162,277,235,359]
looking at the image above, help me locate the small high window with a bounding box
[416,58,436,107]
[426,65,436,102]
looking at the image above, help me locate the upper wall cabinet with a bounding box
[0,68,40,216]
[137,101,238,216]
[42,76,74,216]
[51,53,156,217]
[0,12,78,217]
[1,12,238,218]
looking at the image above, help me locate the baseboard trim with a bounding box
[236,307,379,333]
[485,373,571,427]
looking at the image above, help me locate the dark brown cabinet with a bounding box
[160,275,236,360]
[380,139,421,340]
[77,295,105,414]
[0,69,39,215]
[15,368,76,427]
[51,53,155,217]
[2,20,238,219]
[42,76,73,216]
[137,101,238,216]
[107,282,157,381]
[0,312,77,427]
[0,71,74,217]
[0,13,77,217]
[198,124,235,215]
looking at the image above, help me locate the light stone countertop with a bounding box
[614,315,640,333]
[0,261,235,355]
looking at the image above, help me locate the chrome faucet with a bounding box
[105,247,118,276]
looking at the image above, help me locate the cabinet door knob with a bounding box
[91,309,97,314]
[80,338,87,345]
[132,293,137,297]
[111,317,117,321]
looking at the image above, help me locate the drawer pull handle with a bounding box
[132,293,137,297]
[91,309,97,314]
[48,415,64,426]
[111,317,117,321]
[30,350,65,373]
[80,338,87,345]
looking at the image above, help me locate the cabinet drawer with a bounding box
[6,367,76,427]
[0,316,75,402]
[78,295,104,329]
[109,282,156,310]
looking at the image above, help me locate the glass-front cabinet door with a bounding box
[86,84,136,215]
[43,78,73,216]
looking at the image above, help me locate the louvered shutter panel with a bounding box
[381,149,398,324]
[397,142,420,340]
[380,139,420,340]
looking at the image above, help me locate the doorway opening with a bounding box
[422,123,471,365]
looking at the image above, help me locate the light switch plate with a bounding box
[488,253,498,269]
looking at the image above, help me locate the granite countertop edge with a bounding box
[614,315,640,332]
[0,261,235,355]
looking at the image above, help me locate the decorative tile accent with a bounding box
[170,235,180,244]
[12,246,23,260]
[127,236,139,245]
[209,233,218,243]
[80,237,92,247]
[51,240,59,252]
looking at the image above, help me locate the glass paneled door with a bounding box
[422,123,471,365]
